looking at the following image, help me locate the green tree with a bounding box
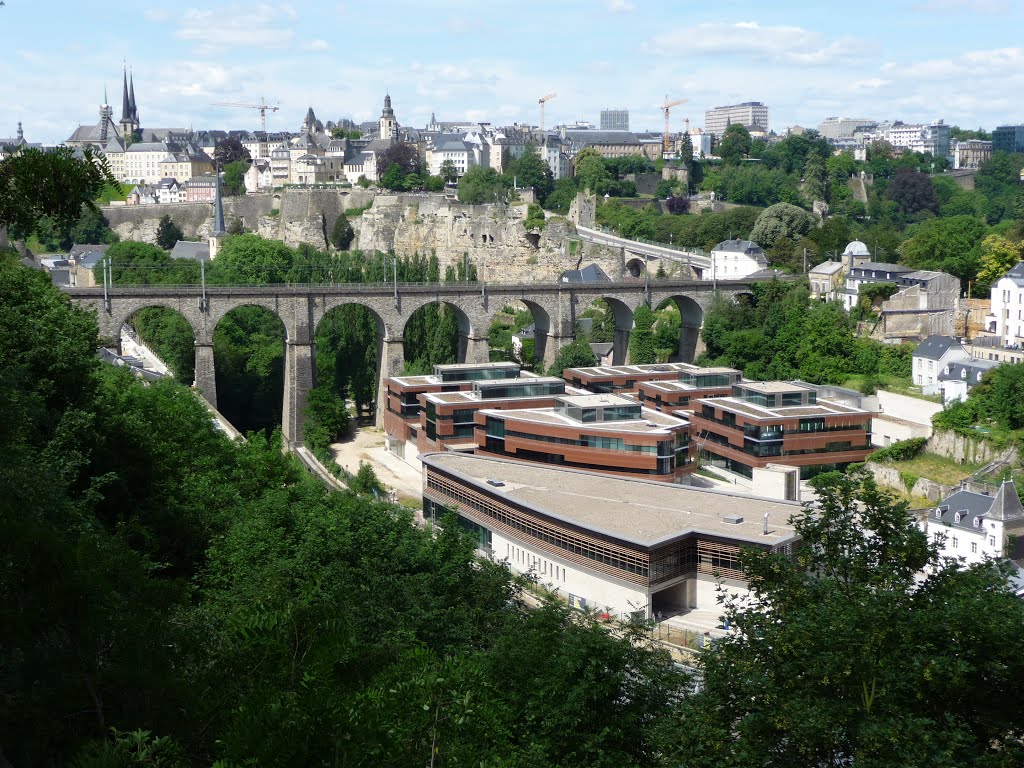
[70,206,117,245]
[222,160,248,196]
[375,142,421,181]
[574,148,611,194]
[380,162,406,191]
[678,469,1024,767]
[456,166,509,204]
[749,202,817,248]
[155,214,184,250]
[976,233,1024,291]
[549,337,596,377]
[898,215,986,284]
[717,123,752,164]
[506,144,554,204]
[629,303,656,364]
[544,177,578,214]
[439,159,458,184]
[0,146,117,239]
[330,212,355,250]
[208,233,295,284]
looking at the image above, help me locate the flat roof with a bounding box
[699,395,871,420]
[641,380,707,394]
[556,393,638,407]
[421,452,800,547]
[738,381,812,394]
[566,362,700,378]
[481,404,687,433]
[435,361,520,372]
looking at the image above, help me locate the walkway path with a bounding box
[575,224,712,271]
[330,428,424,505]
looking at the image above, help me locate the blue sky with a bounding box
[1,0,1022,144]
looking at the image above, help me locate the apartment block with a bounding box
[418,377,568,453]
[383,362,522,457]
[689,381,874,480]
[636,367,742,415]
[475,393,693,483]
[704,102,769,138]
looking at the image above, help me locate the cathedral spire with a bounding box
[121,67,130,122]
[128,70,138,122]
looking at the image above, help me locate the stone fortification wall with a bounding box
[926,428,1020,465]
[864,461,953,503]
[354,193,625,283]
[102,188,376,250]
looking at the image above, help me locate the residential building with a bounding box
[270,147,292,187]
[157,149,213,184]
[817,117,876,140]
[474,393,693,483]
[912,335,970,394]
[156,178,182,204]
[420,452,801,619]
[707,239,768,281]
[383,362,523,458]
[563,362,724,396]
[938,358,999,403]
[183,175,217,203]
[600,109,629,131]
[704,102,769,138]
[967,336,1024,365]
[809,260,847,301]
[875,269,961,340]
[244,159,274,193]
[923,481,1024,566]
[426,135,479,177]
[418,377,569,453]
[124,141,174,185]
[636,368,743,415]
[992,125,1024,155]
[883,120,951,158]
[952,139,992,170]
[843,261,915,311]
[689,380,875,480]
[560,129,647,160]
[987,262,1024,346]
[687,128,713,159]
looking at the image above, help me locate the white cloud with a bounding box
[176,4,297,53]
[305,39,330,51]
[850,78,891,91]
[606,0,636,12]
[645,21,865,66]
[144,9,169,21]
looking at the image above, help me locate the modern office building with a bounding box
[689,381,874,480]
[600,109,629,132]
[418,376,568,453]
[420,452,801,618]
[817,117,876,140]
[474,393,694,483]
[562,362,722,396]
[992,125,1024,155]
[704,102,769,138]
[383,362,522,457]
[636,367,742,415]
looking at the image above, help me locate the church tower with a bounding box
[119,67,139,139]
[379,93,396,141]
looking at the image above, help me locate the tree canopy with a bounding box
[678,469,1024,767]
[213,136,251,166]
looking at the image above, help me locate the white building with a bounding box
[882,121,951,158]
[937,358,999,403]
[817,117,876,140]
[704,102,769,138]
[924,481,1024,566]
[912,335,970,394]
[988,262,1024,347]
[421,452,801,620]
[707,239,768,281]
[244,159,273,193]
[156,177,182,204]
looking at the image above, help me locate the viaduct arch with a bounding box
[68,279,776,443]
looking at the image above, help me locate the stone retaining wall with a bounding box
[926,428,1019,465]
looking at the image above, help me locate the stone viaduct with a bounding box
[65,278,769,444]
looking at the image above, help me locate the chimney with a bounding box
[763,512,769,535]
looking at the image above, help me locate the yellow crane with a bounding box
[538,92,556,133]
[211,96,280,132]
[660,95,688,155]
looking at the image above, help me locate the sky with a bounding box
[1,0,1022,144]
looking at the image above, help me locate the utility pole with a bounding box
[393,254,398,308]
[802,248,807,274]
[102,257,110,313]
[200,260,207,312]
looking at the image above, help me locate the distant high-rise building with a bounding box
[993,125,1024,154]
[600,108,629,131]
[704,102,768,138]
[818,116,876,140]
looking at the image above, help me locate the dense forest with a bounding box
[4,251,1024,766]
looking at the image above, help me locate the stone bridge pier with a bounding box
[68,279,767,444]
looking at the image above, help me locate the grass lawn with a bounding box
[95,182,128,204]
[885,452,981,486]
[843,374,942,403]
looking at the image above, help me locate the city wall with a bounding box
[101,189,624,283]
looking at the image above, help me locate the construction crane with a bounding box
[538,92,556,133]
[211,96,280,132]
[660,95,688,156]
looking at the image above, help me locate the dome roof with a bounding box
[842,240,870,257]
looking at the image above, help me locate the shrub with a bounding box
[868,437,927,463]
